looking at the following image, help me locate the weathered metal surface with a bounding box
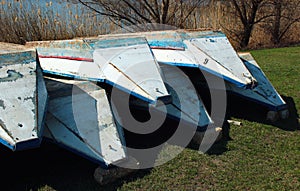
[27,39,105,82]
[199,52,288,112]
[230,52,287,111]
[185,31,257,88]
[156,64,213,128]
[93,37,170,104]
[143,31,255,89]
[37,64,48,140]
[43,78,126,167]
[95,30,257,89]
[0,29,289,173]
[142,30,186,50]
[95,30,287,113]
[29,37,170,104]
[0,50,48,150]
[148,31,286,113]
[151,41,250,88]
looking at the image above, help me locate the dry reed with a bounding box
[0,0,299,50]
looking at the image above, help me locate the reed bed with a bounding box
[0,0,299,49]
[0,0,116,44]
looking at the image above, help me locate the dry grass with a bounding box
[0,0,299,49]
[193,1,300,50]
[0,0,115,44]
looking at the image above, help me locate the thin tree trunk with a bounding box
[273,0,281,44]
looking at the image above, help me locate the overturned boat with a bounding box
[43,77,127,167]
[113,30,288,120]
[0,46,48,151]
[24,36,219,168]
[87,30,287,121]
[27,36,216,130]
[236,52,289,120]
[0,28,287,170]
[180,30,288,120]
[27,37,170,105]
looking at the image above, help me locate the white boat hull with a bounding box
[43,78,127,167]
[0,50,48,150]
[29,37,171,105]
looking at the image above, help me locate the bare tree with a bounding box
[76,0,205,30]
[224,0,271,49]
[263,0,300,45]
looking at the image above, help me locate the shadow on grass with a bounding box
[0,142,96,191]
[206,120,232,156]
[180,66,299,131]
[2,75,298,190]
[226,94,300,131]
[194,93,300,157]
[0,142,152,191]
[1,96,297,190]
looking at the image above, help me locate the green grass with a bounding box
[1,46,299,191]
[250,46,300,112]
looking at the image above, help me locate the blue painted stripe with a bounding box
[0,137,42,151]
[227,90,288,111]
[148,40,186,49]
[0,51,36,66]
[0,138,14,150]
[239,59,287,110]
[159,61,247,89]
[42,70,105,83]
[181,31,226,40]
[159,61,199,68]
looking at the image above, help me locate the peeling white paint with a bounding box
[0,50,47,150]
[45,78,126,166]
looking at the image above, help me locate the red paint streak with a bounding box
[39,55,94,62]
[150,46,185,51]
